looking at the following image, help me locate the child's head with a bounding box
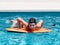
[28,18,37,24]
[28,18,37,30]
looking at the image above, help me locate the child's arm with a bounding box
[36,20,43,28]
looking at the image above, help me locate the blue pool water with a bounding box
[0,12,60,45]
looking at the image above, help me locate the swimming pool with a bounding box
[0,12,60,45]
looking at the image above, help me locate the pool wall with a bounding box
[0,12,60,17]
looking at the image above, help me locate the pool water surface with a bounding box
[0,12,60,45]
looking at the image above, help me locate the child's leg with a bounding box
[17,17,28,29]
[11,20,17,28]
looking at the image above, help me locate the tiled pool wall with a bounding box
[0,12,60,17]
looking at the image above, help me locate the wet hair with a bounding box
[28,18,37,24]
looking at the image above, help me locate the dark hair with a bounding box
[28,18,37,24]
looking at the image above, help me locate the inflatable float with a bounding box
[6,28,52,33]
